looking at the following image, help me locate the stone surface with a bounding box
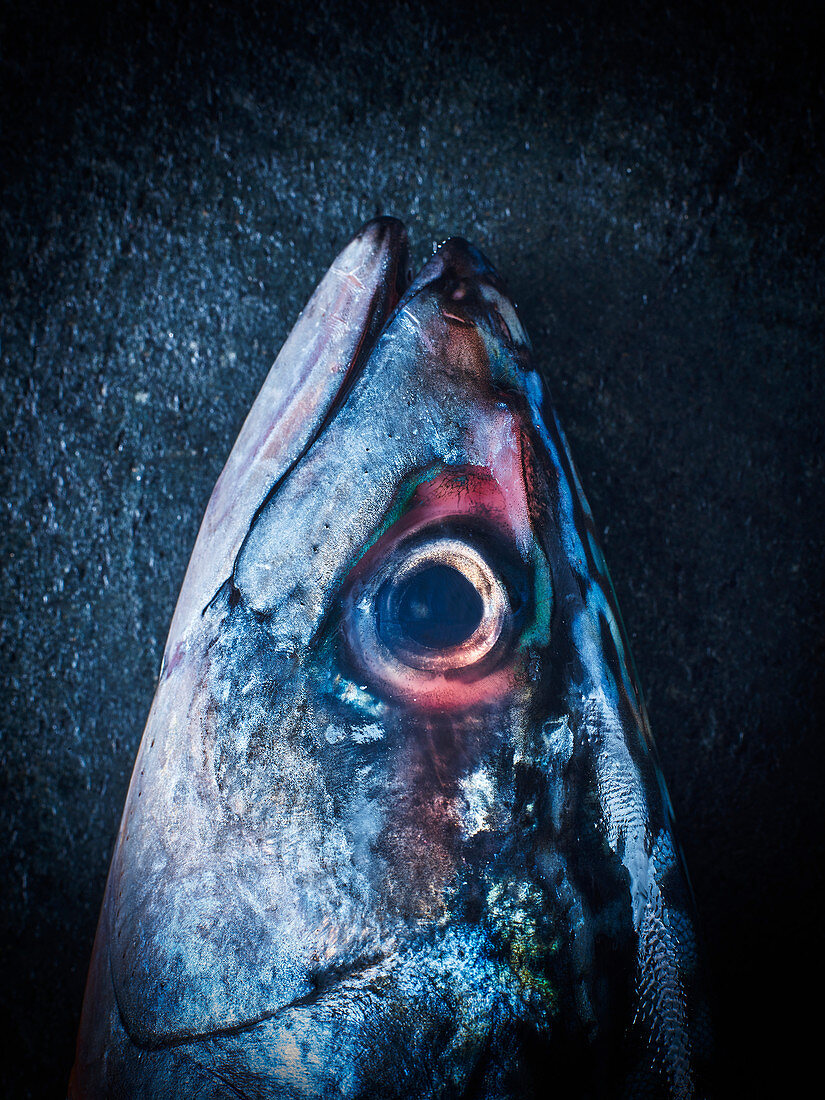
[1,0,822,1094]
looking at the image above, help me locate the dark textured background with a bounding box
[1,1,823,1095]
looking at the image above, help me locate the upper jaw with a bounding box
[396,234,531,363]
[164,216,410,656]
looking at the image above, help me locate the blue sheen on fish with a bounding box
[70,219,709,1098]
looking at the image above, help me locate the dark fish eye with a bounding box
[343,534,512,696]
[378,562,485,651]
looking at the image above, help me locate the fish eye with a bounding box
[373,538,507,671]
[341,527,522,708]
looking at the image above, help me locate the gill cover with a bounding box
[72,219,707,1099]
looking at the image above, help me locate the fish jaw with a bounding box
[165,216,409,657]
[72,228,707,1099]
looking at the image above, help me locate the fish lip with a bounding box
[303,215,410,431]
[159,214,412,652]
[356,214,411,302]
[365,214,411,298]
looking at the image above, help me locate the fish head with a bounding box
[72,221,706,1098]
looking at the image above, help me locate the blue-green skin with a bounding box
[71,222,708,1098]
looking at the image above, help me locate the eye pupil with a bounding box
[350,534,512,680]
[384,563,484,650]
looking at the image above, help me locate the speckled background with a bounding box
[1,1,822,1095]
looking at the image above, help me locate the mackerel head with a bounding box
[71,219,708,1098]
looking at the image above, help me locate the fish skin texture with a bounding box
[71,221,709,1099]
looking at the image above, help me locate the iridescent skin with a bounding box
[71,220,708,1098]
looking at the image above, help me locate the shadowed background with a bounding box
[1,0,822,1094]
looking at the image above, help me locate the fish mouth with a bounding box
[401,234,504,299]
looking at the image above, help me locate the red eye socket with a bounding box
[339,464,540,711]
[343,532,516,710]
